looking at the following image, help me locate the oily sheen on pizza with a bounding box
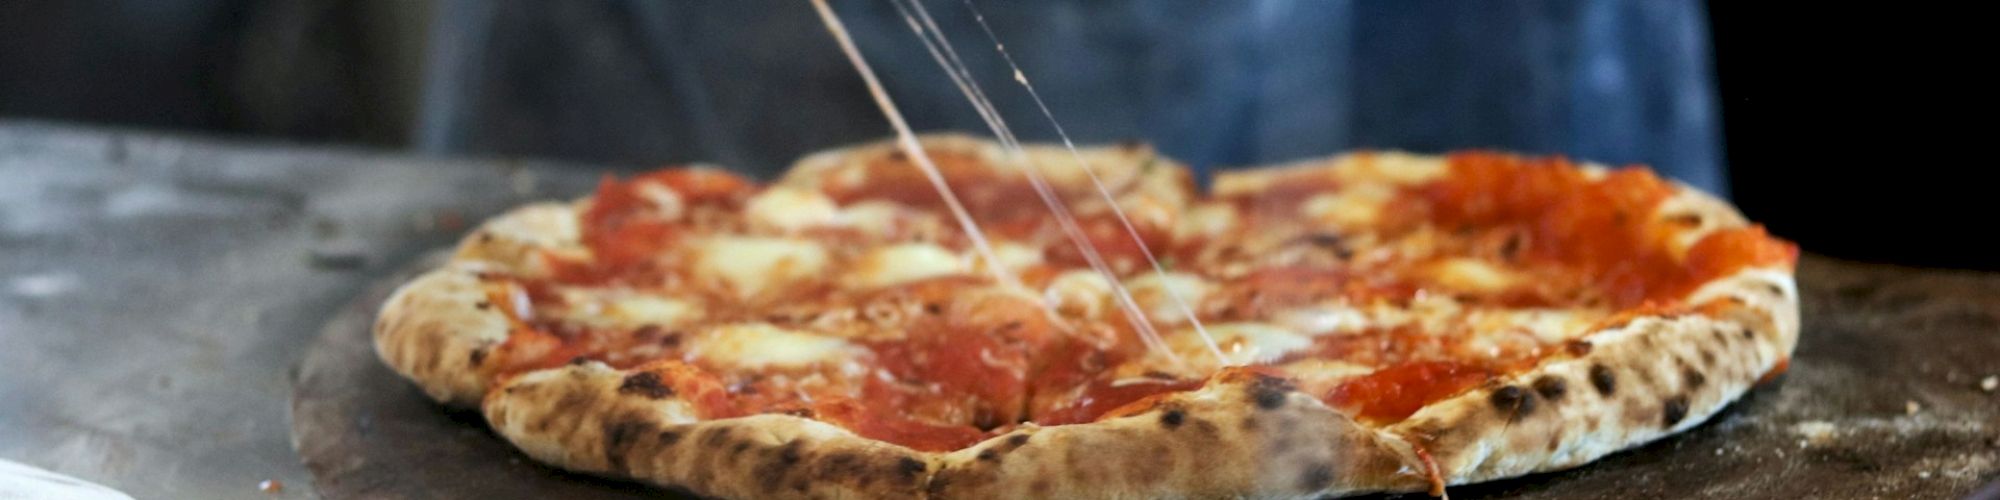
[374,135,1799,498]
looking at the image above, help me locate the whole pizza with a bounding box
[375,135,1799,498]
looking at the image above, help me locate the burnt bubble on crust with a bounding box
[1589,364,1617,396]
[1683,367,1707,390]
[602,419,651,472]
[1663,395,1690,427]
[1489,386,1536,422]
[1531,375,1568,402]
[617,372,674,399]
[1249,376,1295,410]
[1160,407,1186,429]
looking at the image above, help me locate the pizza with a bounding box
[374,134,1799,498]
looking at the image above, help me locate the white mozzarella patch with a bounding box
[843,243,966,289]
[1300,183,1393,229]
[1175,202,1239,241]
[694,237,829,300]
[1271,304,1373,335]
[1467,308,1601,345]
[634,182,685,219]
[609,295,703,327]
[1186,322,1314,367]
[691,323,864,370]
[1336,151,1447,186]
[985,243,1044,275]
[1124,271,1212,324]
[834,201,906,236]
[1427,258,1519,294]
[1044,270,1113,318]
[1116,322,1319,379]
[745,187,839,232]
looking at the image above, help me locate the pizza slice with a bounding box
[374,135,1798,498]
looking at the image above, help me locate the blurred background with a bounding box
[0,0,1974,269]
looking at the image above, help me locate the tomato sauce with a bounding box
[1325,361,1495,424]
[1035,377,1204,426]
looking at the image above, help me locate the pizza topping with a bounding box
[1326,360,1495,424]
[691,236,830,302]
[463,147,1796,451]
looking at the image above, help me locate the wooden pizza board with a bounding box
[292,254,2000,499]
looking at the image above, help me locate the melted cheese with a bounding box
[608,294,703,327]
[1121,322,1318,379]
[1044,270,1112,318]
[1335,151,1447,186]
[1271,304,1372,335]
[1300,183,1393,229]
[746,186,839,232]
[692,322,864,370]
[1125,271,1212,325]
[694,237,829,300]
[843,243,965,289]
[1203,322,1314,365]
[1426,258,1521,294]
[1175,202,1238,241]
[1467,308,1602,345]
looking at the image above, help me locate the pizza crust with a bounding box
[485,362,936,499]
[373,265,513,406]
[1394,266,1797,485]
[374,138,1802,498]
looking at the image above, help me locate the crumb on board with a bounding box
[1981,375,1998,392]
[258,479,283,493]
[1905,400,1922,415]
[1791,420,1839,447]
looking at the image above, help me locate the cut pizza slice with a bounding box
[375,135,1798,499]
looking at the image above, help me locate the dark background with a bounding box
[0,0,1982,270]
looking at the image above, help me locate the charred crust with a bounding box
[1160,408,1186,429]
[473,300,492,310]
[1684,367,1707,389]
[467,347,488,366]
[1666,213,1704,226]
[895,456,927,482]
[602,419,649,472]
[776,440,803,466]
[1589,364,1617,396]
[658,430,682,445]
[1663,395,1690,426]
[617,372,675,399]
[701,426,733,447]
[1489,386,1536,421]
[1761,282,1785,297]
[1006,433,1031,448]
[567,356,590,366]
[1699,348,1717,366]
[1249,376,1296,409]
[1532,375,1568,402]
[1740,325,1756,340]
[819,452,862,477]
[1299,462,1335,490]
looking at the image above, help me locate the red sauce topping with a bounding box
[1325,361,1495,424]
[555,170,752,284]
[1036,377,1204,426]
